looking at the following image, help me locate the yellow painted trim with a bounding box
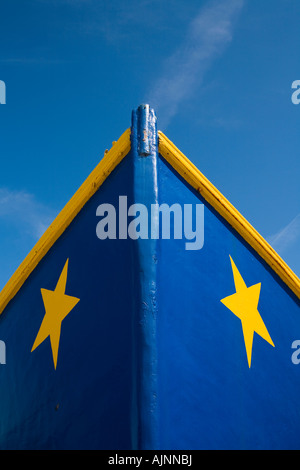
[0,128,131,316]
[158,130,300,300]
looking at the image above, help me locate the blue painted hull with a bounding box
[0,106,299,449]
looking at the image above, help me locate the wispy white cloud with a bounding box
[0,188,56,240]
[268,214,300,255]
[146,0,244,128]
[267,214,300,278]
[0,188,58,290]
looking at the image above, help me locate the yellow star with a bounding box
[221,256,274,368]
[31,259,80,369]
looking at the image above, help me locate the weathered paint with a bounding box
[136,103,153,156]
[131,105,159,449]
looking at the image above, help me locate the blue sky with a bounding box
[0,0,299,288]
